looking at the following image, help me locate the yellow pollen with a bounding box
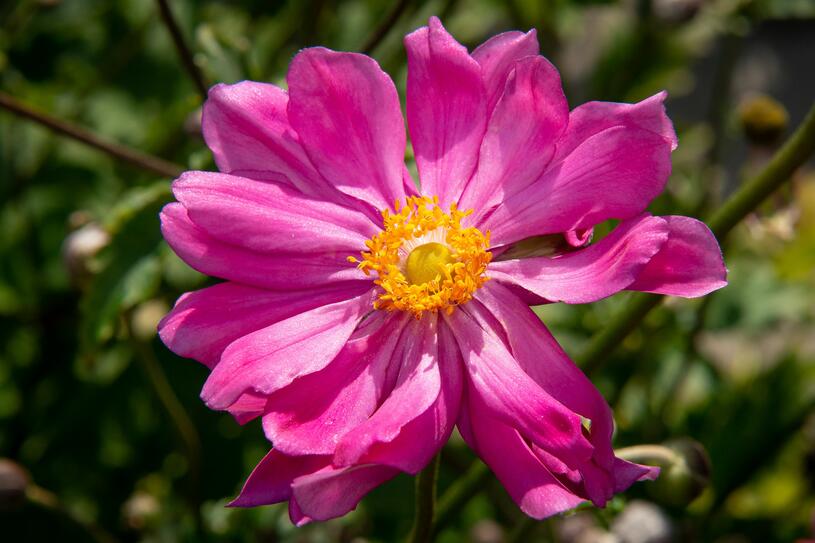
[350,196,492,318]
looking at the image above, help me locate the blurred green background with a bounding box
[1,0,815,541]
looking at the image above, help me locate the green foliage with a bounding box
[1,1,814,542]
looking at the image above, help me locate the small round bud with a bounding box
[62,222,110,287]
[739,94,789,145]
[616,439,711,507]
[130,299,170,342]
[0,458,30,510]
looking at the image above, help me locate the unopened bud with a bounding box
[739,94,789,145]
[616,438,711,507]
[0,459,29,510]
[62,222,110,287]
[130,299,170,342]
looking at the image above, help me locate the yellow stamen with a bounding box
[351,196,492,319]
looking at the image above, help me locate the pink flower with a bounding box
[159,17,726,525]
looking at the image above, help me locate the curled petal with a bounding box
[287,48,407,211]
[405,16,487,206]
[488,214,670,304]
[628,216,727,297]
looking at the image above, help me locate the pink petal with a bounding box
[445,307,594,468]
[160,203,367,290]
[229,449,329,507]
[225,390,268,425]
[291,463,399,523]
[629,216,727,297]
[488,214,670,304]
[471,29,540,113]
[459,382,586,519]
[202,81,338,200]
[405,17,487,206]
[173,171,378,254]
[554,91,678,164]
[481,125,673,247]
[459,55,568,214]
[159,281,371,368]
[200,290,375,411]
[473,281,659,504]
[287,48,407,211]
[262,313,410,455]
[333,315,462,473]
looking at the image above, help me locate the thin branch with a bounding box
[0,91,184,179]
[579,101,815,375]
[432,460,491,536]
[361,0,411,55]
[155,0,209,99]
[406,454,441,543]
[27,484,121,543]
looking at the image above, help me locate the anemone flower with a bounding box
[158,16,726,524]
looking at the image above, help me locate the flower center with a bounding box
[349,196,491,318]
[405,242,454,285]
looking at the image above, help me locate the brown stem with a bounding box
[361,0,411,55]
[155,0,209,100]
[0,91,183,179]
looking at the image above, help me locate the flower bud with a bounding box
[616,439,711,507]
[130,299,170,342]
[62,222,110,288]
[0,458,30,510]
[739,94,789,145]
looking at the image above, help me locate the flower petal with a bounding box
[471,281,659,505]
[333,315,462,473]
[160,203,367,290]
[445,307,594,468]
[229,449,329,507]
[459,383,587,519]
[262,313,409,456]
[471,29,540,113]
[488,215,670,304]
[291,463,399,523]
[459,55,568,213]
[628,216,727,297]
[554,91,677,164]
[482,125,673,247]
[287,48,407,211]
[200,290,375,411]
[159,281,371,369]
[405,16,487,206]
[173,171,378,254]
[202,81,338,199]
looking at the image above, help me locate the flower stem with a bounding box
[155,0,209,100]
[432,460,491,536]
[0,91,184,179]
[407,454,441,543]
[579,100,815,375]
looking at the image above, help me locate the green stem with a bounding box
[578,101,815,375]
[407,454,441,543]
[432,460,490,536]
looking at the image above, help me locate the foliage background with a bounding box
[1,0,815,541]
